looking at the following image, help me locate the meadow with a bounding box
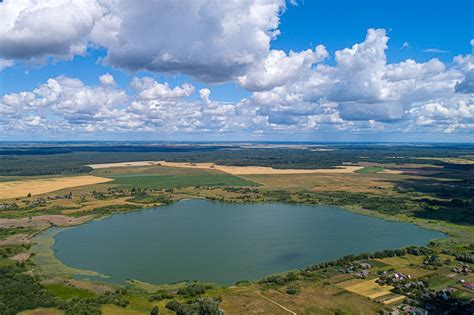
[104,170,258,189]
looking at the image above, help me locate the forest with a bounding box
[1,142,473,176]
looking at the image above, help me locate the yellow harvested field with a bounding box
[381,169,404,174]
[160,161,364,174]
[383,295,406,305]
[340,279,394,299]
[0,175,113,199]
[88,160,364,174]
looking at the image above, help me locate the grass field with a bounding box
[106,171,258,189]
[226,283,383,315]
[44,283,96,300]
[355,166,385,173]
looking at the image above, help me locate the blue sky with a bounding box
[0,0,473,141]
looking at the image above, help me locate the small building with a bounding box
[401,305,428,315]
[463,282,474,290]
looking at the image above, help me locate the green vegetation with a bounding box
[1,143,472,176]
[355,166,385,173]
[1,143,473,314]
[70,204,143,217]
[0,245,26,259]
[0,227,36,240]
[0,265,129,315]
[176,284,212,297]
[107,172,258,189]
[0,265,57,315]
[166,297,223,315]
[44,283,96,300]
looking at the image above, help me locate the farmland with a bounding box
[104,170,258,189]
[0,176,113,199]
[0,142,472,314]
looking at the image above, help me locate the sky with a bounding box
[0,0,473,142]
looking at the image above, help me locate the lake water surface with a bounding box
[52,199,444,285]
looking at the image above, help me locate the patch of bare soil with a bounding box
[0,215,93,229]
[0,234,30,246]
[10,251,31,262]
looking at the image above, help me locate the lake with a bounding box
[52,199,444,285]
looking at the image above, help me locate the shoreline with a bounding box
[31,197,450,289]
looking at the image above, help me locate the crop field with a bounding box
[355,166,385,173]
[220,283,382,315]
[338,278,394,299]
[396,266,432,278]
[241,172,398,193]
[105,170,258,189]
[89,160,365,175]
[158,161,364,175]
[374,255,425,268]
[0,175,113,199]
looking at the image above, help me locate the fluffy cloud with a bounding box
[102,0,286,82]
[131,77,195,100]
[454,40,474,94]
[246,29,473,133]
[0,59,14,70]
[0,0,286,81]
[0,0,105,62]
[237,44,328,91]
[1,75,128,131]
[1,75,247,135]
[99,73,116,87]
[1,26,473,138]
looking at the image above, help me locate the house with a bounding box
[356,269,369,278]
[463,282,474,290]
[359,262,372,269]
[401,305,428,315]
[452,263,471,274]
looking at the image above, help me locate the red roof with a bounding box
[463,283,474,289]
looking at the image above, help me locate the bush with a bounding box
[177,284,208,297]
[286,286,299,295]
[166,300,181,312]
[150,305,159,315]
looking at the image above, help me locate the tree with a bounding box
[150,305,159,315]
